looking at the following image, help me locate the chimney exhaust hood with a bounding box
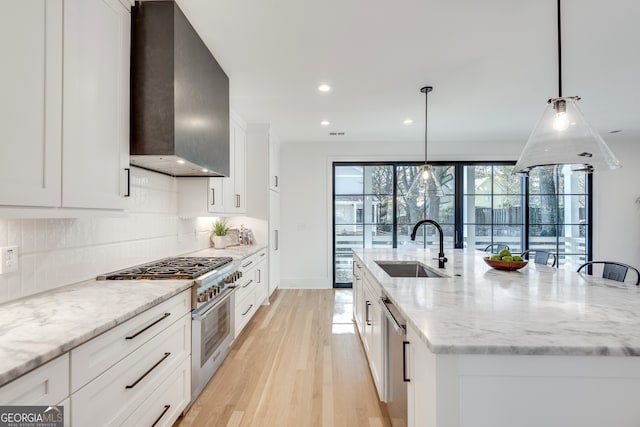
[130,1,230,177]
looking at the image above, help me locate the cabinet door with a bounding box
[254,256,269,305]
[0,1,62,207]
[207,178,225,213]
[269,133,280,192]
[233,122,246,212]
[269,191,280,296]
[362,279,384,398]
[0,353,69,405]
[407,324,434,427]
[62,0,130,209]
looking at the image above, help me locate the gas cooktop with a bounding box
[97,256,234,280]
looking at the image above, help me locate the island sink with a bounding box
[375,261,447,278]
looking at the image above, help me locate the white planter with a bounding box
[212,235,227,249]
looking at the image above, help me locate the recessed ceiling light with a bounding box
[403,119,413,125]
[321,120,330,126]
[318,84,331,92]
[176,159,186,164]
[201,168,209,173]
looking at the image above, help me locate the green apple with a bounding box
[501,256,514,262]
[498,249,511,258]
[490,255,501,261]
[513,256,523,262]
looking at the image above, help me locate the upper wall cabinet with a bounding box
[0,1,63,207]
[177,113,247,217]
[0,0,130,214]
[62,0,130,209]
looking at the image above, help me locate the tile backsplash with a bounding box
[0,167,216,304]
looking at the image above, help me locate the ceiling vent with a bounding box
[329,132,345,136]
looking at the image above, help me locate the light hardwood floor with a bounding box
[175,289,391,427]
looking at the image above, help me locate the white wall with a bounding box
[280,138,640,289]
[0,167,216,303]
[593,140,640,267]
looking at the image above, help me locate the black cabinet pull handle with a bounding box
[403,341,410,382]
[275,175,278,187]
[124,168,131,197]
[125,352,171,389]
[242,279,254,289]
[242,304,254,316]
[241,260,254,268]
[151,405,171,427]
[125,313,171,340]
[211,188,215,205]
[365,301,371,325]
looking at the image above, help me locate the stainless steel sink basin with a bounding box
[375,261,447,278]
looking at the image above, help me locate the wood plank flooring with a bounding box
[175,289,391,427]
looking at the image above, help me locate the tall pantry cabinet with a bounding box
[246,124,281,297]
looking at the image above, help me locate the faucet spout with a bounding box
[410,219,448,269]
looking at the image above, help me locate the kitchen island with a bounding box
[353,248,640,427]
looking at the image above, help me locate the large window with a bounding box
[463,165,525,253]
[332,162,592,287]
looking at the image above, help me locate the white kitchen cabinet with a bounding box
[362,275,384,399]
[62,0,130,209]
[246,124,281,296]
[269,133,281,192]
[269,190,281,296]
[121,356,190,427]
[177,112,246,217]
[70,289,191,427]
[221,114,247,214]
[0,0,130,213]
[352,259,365,336]
[0,353,69,405]
[234,249,268,337]
[0,1,62,207]
[72,313,191,427]
[407,323,434,427]
[254,250,269,305]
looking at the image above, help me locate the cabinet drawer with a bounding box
[238,254,258,274]
[70,289,190,392]
[234,275,256,303]
[0,353,69,405]
[122,355,190,427]
[71,313,191,427]
[235,288,256,337]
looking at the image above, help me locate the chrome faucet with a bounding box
[410,219,448,268]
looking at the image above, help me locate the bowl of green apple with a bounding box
[483,249,528,271]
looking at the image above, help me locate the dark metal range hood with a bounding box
[130,1,230,177]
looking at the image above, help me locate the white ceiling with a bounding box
[176,0,640,146]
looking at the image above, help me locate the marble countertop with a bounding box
[353,248,640,357]
[0,244,266,387]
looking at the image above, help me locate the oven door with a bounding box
[191,288,235,401]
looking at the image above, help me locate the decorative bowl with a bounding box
[483,257,528,271]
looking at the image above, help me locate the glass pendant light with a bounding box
[408,86,443,199]
[514,0,621,174]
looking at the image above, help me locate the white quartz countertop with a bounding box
[0,244,266,387]
[353,248,640,357]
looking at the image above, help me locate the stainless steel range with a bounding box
[98,256,242,406]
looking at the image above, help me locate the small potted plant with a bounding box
[211,219,230,249]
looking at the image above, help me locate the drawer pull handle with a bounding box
[242,260,254,268]
[260,252,266,257]
[125,352,171,389]
[242,279,254,289]
[126,313,171,340]
[151,405,171,427]
[242,304,254,316]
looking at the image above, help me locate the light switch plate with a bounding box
[0,246,19,274]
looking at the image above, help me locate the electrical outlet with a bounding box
[0,246,19,274]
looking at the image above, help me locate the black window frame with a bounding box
[332,161,593,288]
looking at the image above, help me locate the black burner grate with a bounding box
[99,257,233,280]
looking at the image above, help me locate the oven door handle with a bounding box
[192,288,234,320]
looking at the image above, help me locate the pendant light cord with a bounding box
[557,0,562,97]
[421,86,433,165]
